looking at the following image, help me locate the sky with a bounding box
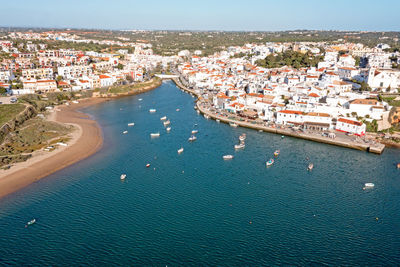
[1,0,400,31]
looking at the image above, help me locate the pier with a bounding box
[172,77,385,154]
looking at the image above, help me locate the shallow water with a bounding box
[1,81,399,265]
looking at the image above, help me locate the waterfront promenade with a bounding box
[172,77,385,154]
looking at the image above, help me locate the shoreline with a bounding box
[0,78,163,200]
[171,77,386,154]
[0,97,107,199]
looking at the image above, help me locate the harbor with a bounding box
[172,77,385,154]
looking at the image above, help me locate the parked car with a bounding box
[10,97,17,103]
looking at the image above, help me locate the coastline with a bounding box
[0,97,107,199]
[171,77,386,154]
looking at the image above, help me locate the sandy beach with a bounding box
[0,97,107,199]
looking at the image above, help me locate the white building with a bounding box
[336,117,366,136]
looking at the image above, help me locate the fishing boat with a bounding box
[266,158,274,167]
[123,130,128,134]
[234,143,245,149]
[25,219,36,228]
[163,120,171,126]
[120,174,127,180]
[149,109,156,113]
[274,150,280,157]
[166,127,171,132]
[127,122,135,126]
[150,132,160,138]
[160,116,167,121]
[146,163,151,168]
[178,148,184,154]
[239,134,246,142]
[308,163,314,171]
[364,183,375,188]
[230,122,238,128]
[223,155,234,160]
[191,130,198,134]
[188,135,197,142]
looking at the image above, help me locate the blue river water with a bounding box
[1,80,400,266]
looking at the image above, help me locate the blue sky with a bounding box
[2,0,399,31]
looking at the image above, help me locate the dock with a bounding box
[171,78,385,154]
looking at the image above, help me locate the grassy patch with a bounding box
[0,104,25,127]
[108,78,161,94]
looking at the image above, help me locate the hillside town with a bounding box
[1,31,400,140]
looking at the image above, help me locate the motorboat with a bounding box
[191,130,198,134]
[234,143,245,149]
[197,110,200,114]
[230,123,238,128]
[364,183,375,188]
[216,119,220,123]
[223,155,234,160]
[123,130,128,134]
[239,134,246,142]
[120,174,127,180]
[178,148,184,154]
[166,127,171,132]
[138,98,143,101]
[397,163,400,169]
[149,109,156,113]
[266,158,274,167]
[308,163,314,171]
[259,130,263,132]
[127,122,135,126]
[160,116,167,121]
[25,219,36,228]
[188,135,197,142]
[150,132,160,138]
[274,150,280,157]
[146,163,151,168]
[176,109,180,111]
[204,114,210,119]
[163,120,171,126]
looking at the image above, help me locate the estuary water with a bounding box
[0,80,400,266]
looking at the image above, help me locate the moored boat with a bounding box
[223,155,234,160]
[166,127,171,132]
[274,150,280,157]
[216,119,220,123]
[123,130,128,134]
[138,98,143,101]
[230,122,238,128]
[127,122,135,126]
[160,116,167,121]
[120,174,127,180]
[178,148,184,154]
[266,158,274,167]
[146,163,151,168]
[150,132,160,138]
[149,109,156,113]
[176,108,180,112]
[364,182,375,188]
[163,120,171,126]
[204,114,210,119]
[397,163,400,169]
[234,143,245,149]
[239,133,246,142]
[191,130,198,134]
[188,135,197,142]
[308,163,314,171]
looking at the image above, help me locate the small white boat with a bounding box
[266,158,274,167]
[176,109,180,112]
[123,130,128,134]
[150,132,160,138]
[138,98,143,101]
[120,174,127,180]
[72,100,79,104]
[160,116,167,121]
[25,219,36,228]
[149,109,156,113]
[364,183,375,188]
[146,163,151,168]
[178,148,184,154]
[163,120,171,126]
[239,134,246,142]
[204,114,210,119]
[197,110,200,114]
[308,163,314,171]
[191,130,198,134]
[230,123,238,128]
[223,155,234,160]
[128,122,135,126]
[166,127,171,132]
[274,150,280,157]
[56,142,68,147]
[234,143,245,149]
[259,130,263,132]
[188,135,197,142]
[216,119,220,123]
